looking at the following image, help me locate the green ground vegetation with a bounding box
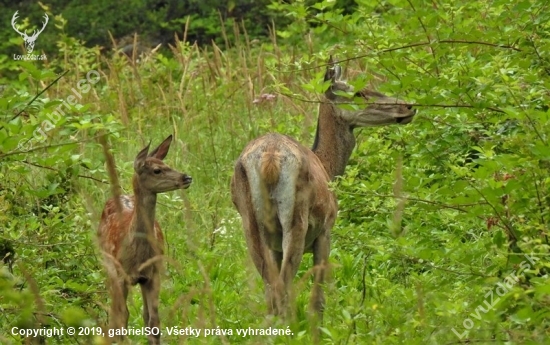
[1,0,550,344]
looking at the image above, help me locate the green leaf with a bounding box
[492,230,505,248]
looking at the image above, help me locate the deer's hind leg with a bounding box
[243,212,285,315]
[232,164,284,315]
[311,229,330,319]
[278,200,309,319]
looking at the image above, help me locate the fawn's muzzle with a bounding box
[182,175,193,188]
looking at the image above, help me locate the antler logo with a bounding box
[11,11,49,54]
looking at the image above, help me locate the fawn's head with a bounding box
[323,56,416,127]
[133,135,192,194]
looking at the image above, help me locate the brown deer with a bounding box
[98,135,192,344]
[230,57,416,322]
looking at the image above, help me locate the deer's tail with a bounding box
[260,151,281,185]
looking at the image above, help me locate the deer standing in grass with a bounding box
[98,135,192,344]
[230,57,416,322]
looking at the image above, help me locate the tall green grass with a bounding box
[2,4,550,344]
[1,23,340,344]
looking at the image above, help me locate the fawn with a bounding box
[98,135,192,344]
[230,57,415,324]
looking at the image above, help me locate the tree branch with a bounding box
[276,91,506,113]
[280,40,521,73]
[0,133,117,159]
[0,70,69,131]
[20,160,107,184]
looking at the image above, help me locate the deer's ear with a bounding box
[134,142,150,171]
[324,56,342,82]
[324,56,342,99]
[149,135,172,160]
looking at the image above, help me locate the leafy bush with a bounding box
[1,0,549,344]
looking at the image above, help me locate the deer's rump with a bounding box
[232,133,337,253]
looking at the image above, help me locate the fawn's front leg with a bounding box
[140,274,161,345]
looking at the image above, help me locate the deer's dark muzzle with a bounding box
[182,175,193,189]
[396,114,415,124]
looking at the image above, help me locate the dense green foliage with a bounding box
[0,0,287,56]
[1,0,549,344]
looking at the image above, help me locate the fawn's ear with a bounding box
[134,142,151,171]
[149,135,173,160]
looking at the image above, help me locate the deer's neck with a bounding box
[131,175,157,236]
[312,102,356,180]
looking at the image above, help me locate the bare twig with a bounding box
[1,132,119,159]
[0,70,69,131]
[278,40,521,73]
[406,0,440,75]
[342,190,488,214]
[20,160,106,184]
[444,338,501,345]
[469,182,518,245]
[437,39,521,51]
[532,172,548,244]
[277,91,506,113]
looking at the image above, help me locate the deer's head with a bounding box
[323,56,416,127]
[133,135,193,194]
